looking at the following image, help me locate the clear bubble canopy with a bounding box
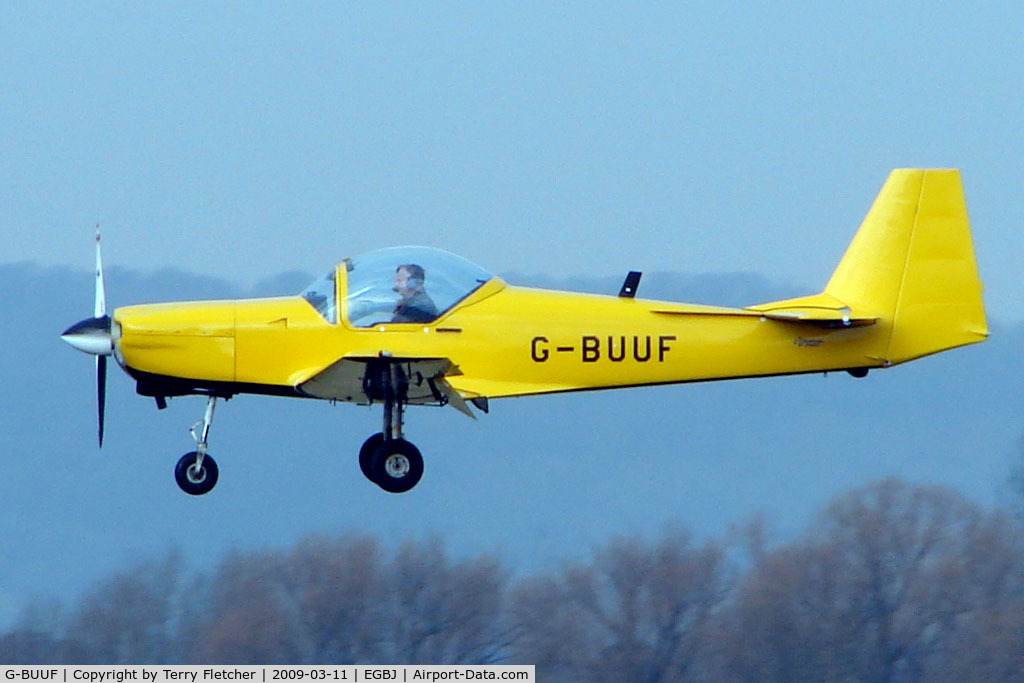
[301,246,494,327]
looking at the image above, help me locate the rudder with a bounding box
[825,169,987,364]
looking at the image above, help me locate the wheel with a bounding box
[370,439,424,493]
[359,432,384,483]
[174,451,219,495]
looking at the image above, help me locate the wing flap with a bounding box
[297,355,476,416]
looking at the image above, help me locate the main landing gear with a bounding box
[174,395,220,495]
[167,361,428,495]
[359,361,425,493]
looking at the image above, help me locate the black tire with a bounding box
[371,439,424,493]
[359,432,385,483]
[174,451,219,495]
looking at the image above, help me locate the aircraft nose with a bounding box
[61,315,114,355]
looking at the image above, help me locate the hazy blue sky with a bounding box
[2,3,1022,319]
[3,3,1024,629]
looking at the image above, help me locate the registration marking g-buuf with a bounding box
[531,335,677,363]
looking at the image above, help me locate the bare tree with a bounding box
[192,549,304,663]
[191,535,513,665]
[195,536,389,663]
[919,509,1024,681]
[711,537,867,681]
[0,597,88,664]
[925,603,1024,682]
[509,572,595,680]
[63,550,185,663]
[0,626,70,664]
[385,538,511,664]
[512,529,728,682]
[280,534,388,662]
[715,478,1024,683]
[1006,434,1024,524]
[5,479,1022,673]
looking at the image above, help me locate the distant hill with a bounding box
[1,262,1020,627]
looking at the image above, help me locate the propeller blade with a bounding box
[97,354,107,447]
[62,227,114,447]
[62,228,114,355]
[94,225,106,318]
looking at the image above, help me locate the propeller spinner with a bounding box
[61,227,113,446]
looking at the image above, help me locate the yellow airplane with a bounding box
[62,169,986,495]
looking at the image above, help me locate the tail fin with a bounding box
[827,169,987,363]
[751,169,987,364]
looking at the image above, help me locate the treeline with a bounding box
[3,478,1024,681]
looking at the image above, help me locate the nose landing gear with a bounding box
[174,396,220,495]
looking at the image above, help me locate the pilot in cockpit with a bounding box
[391,263,439,323]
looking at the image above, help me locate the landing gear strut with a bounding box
[360,361,424,493]
[174,395,220,495]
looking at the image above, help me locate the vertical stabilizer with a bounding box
[825,169,987,364]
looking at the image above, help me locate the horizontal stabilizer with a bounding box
[746,293,877,328]
[649,303,761,318]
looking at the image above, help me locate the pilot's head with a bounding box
[393,263,426,298]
